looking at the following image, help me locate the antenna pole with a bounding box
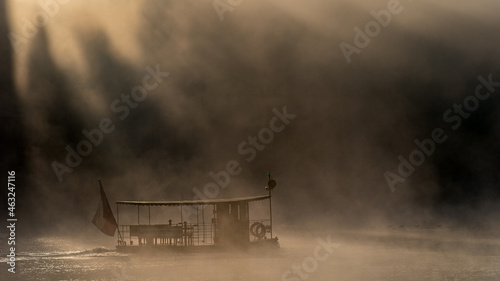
[268,170,273,239]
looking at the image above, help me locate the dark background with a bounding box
[1,0,500,236]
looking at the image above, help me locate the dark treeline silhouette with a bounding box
[3,1,500,235]
[0,0,27,224]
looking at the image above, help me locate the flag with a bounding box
[92,180,117,236]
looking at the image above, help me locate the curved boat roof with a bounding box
[116,195,270,206]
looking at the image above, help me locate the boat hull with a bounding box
[116,238,279,253]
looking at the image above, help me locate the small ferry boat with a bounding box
[92,178,279,252]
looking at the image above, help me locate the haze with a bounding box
[1,0,500,280]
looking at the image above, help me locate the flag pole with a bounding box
[101,179,123,245]
[117,227,124,245]
[116,202,123,245]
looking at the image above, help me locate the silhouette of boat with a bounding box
[93,178,280,252]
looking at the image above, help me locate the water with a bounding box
[2,226,500,280]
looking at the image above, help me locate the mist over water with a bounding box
[1,0,500,280]
[2,226,500,280]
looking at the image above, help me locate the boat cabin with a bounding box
[115,195,277,250]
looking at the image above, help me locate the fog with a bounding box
[1,0,500,279]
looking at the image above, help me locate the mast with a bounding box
[266,171,276,239]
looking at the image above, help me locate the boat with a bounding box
[92,177,280,253]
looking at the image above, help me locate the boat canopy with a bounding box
[116,195,270,206]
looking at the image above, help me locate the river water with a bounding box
[1,226,500,280]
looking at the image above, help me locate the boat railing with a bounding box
[118,223,215,246]
[117,218,272,246]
